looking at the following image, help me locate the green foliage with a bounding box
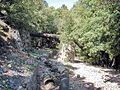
[61,4,68,10]
[60,12,75,43]
[0,0,60,48]
[64,58,70,62]
[58,0,120,63]
[9,0,46,31]
[0,0,58,34]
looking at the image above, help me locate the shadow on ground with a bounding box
[0,74,30,90]
[69,75,102,90]
[103,70,120,86]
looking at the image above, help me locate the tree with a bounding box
[61,4,68,10]
[59,0,120,66]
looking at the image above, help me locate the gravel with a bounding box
[64,62,120,90]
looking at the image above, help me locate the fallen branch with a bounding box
[30,32,84,50]
[30,32,60,39]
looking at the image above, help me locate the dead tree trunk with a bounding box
[30,32,60,40]
[30,32,83,48]
[30,32,60,48]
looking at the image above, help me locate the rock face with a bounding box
[0,19,33,51]
[0,19,23,50]
[58,43,75,62]
[8,29,24,51]
[20,31,32,51]
[10,29,23,51]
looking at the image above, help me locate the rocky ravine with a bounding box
[1,47,120,90]
[0,44,119,90]
[0,48,70,90]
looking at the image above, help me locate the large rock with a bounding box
[0,19,23,50]
[59,71,69,90]
[59,78,69,90]
[58,43,75,62]
[27,57,69,90]
[112,54,120,70]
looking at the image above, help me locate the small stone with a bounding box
[61,71,69,78]
[96,87,101,90]
[0,84,5,89]
[51,66,58,72]
[8,64,12,68]
[17,86,23,90]
[77,74,80,78]
[59,78,69,90]
[58,66,65,73]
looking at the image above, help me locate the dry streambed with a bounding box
[64,61,120,90]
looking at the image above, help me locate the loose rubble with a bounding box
[63,62,120,90]
[0,47,39,90]
[27,49,69,90]
[0,47,120,90]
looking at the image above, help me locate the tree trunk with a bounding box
[30,32,60,39]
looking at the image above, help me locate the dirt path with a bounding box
[63,61,120,90]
